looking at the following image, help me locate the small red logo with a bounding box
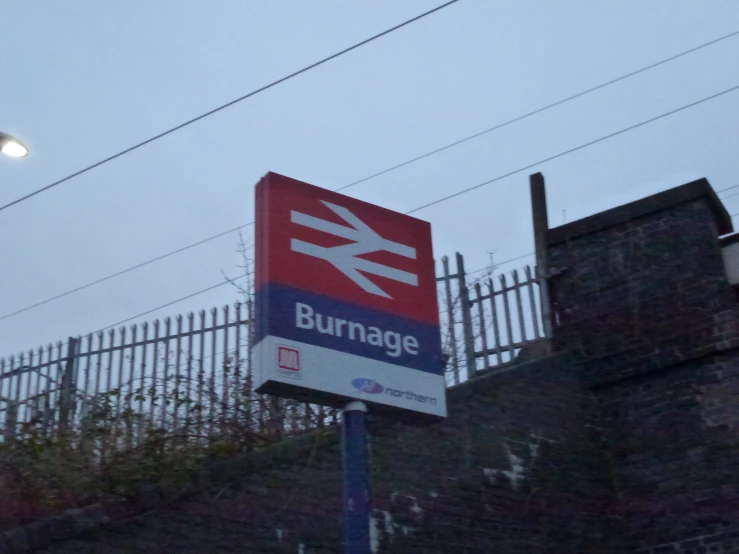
[278,346,300,372]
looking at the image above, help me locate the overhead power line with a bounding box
[95,282,231,334]
[438,180,739,277]
[0,223,251,323]
[70,82,739,331]
[717,183,739,194]
[718,185,739,199]
[68,189,739,338]
[465,182,739,276]
[472,252,536,273]
[39,281,233,353]
[4,30,737,324]
[334,28,739,193]
[406,83,739,215]
[0,0,460,214]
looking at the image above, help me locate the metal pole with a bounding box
[456,252,476,377]
[530,172,554,339]
[441,256,460,384]
[4,400,17,441]
[342,400,370,554]
[58,337,79,433]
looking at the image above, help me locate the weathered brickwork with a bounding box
[16,357,616,554]
[597,354,739,553]
[367,360,616,553]
[549,182,739,552]
[549,198,739,387]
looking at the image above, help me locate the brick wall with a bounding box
[598,353,739,553]
[14,356,616,553]
[549,198,739,387]
[367,359,615,553]
[548,180,739,552]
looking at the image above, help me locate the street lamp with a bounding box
[0,132,28,158]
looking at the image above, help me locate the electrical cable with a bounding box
[720,189,739,201]
[0,0,460,214]
[0,224,250,323]
[75,82,739,330]
[717,183,739,194]
[93,281,231,334]
[334,28,739,194]
[405,83,739,215]
[4,29,737,322]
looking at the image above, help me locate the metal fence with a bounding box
[0,253,546,444]
[437,253,547,385]
[0,302,263,445]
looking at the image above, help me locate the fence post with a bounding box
[58,337,79,433]
[441,256,460,384]
[530,173,554,341]
[4,400,18,441]
[456,252,476,377]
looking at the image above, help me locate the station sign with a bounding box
[253,173,446,419]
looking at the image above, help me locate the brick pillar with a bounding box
[546,178,739,552]
[546,178,737,386]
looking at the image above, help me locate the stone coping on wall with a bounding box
[547,178,733,246]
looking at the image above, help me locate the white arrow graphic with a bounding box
[291,201,418,299]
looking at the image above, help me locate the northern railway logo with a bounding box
[291,201,418,299]
[351,378,384,394]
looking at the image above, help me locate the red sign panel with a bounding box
[256,172,438,325]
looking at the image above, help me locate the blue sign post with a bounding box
[253,173,447,552]
[342,401,371,554]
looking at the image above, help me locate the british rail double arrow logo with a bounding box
[290,201,419,299]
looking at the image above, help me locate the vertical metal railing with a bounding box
[0,303,251,445]
[0,254,547,447]
[437,255,547,381]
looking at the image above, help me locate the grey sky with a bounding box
[1,1,738,356]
